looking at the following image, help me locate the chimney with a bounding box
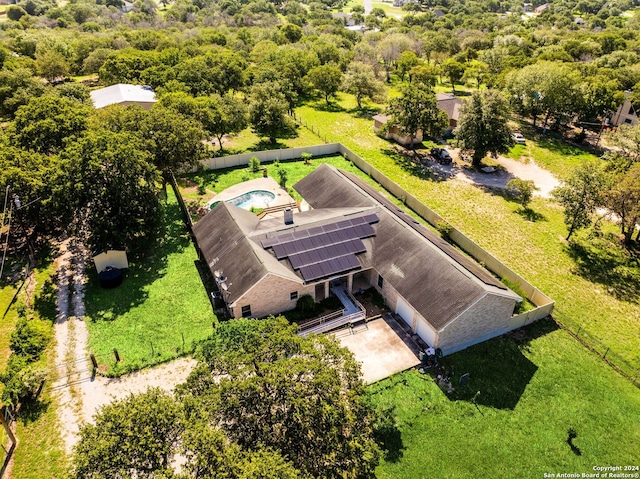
[284,208,294,225]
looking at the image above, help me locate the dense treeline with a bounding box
[1,0,639,248]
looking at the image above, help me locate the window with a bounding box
[377,274,384,288]
[625,118,633,124]
[241,305,252,317]
[290,291,298,301]
[629,105,635,115]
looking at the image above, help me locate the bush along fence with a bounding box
[192,142,640,387]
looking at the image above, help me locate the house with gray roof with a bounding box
[194,164,522,355]
[90,83,157,110]
[436,93,464,132]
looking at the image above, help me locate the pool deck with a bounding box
[206,177,296,210]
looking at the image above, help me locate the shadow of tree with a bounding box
[566,236,640,303]
[373,405,404,463]
[310,102,346,113]
[33,277,57,323]
[346,107,380,119]
[383,147,450,183]
[516,207,547,222]
[84,201,193,322]
[17,396,50,425]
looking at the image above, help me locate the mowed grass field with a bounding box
[294,93,640,372]
[371,320,640,478]
[83,189,215,375]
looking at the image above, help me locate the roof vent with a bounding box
[284,208,294,225]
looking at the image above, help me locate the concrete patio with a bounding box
[332,314,421,384]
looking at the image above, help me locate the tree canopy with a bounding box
[71,317,381,479]
[455,89,514,166]
[387,85,448,147]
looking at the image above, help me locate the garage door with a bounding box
[395,297,414,329]
[416,318,437,347]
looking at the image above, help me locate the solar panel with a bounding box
[289,239,365,269]
[299,254,361,281]
[262,213,379,282]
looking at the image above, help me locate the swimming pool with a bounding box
[211,190,276,210]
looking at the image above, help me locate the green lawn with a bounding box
[12,357,69,479]
[0,283,19,370]
[294,94,640,372]
[218,123,323,156]
[84,189,215,376]
[372,320,640,478]
[506,128,600,180]
[0,260,68,479]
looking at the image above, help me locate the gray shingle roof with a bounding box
[194,164,519,330]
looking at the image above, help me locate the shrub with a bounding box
[1,362,47,408]
[505,178,537,208]
[435,219,453,240]
[249,156,261,172]
[277,168,288,187]
[301,152,312,165]
[10,318,52,361]
[296,294,316,312]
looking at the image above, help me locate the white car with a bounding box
[513,132,526,145]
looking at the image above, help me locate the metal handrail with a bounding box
[347,290,365,313]
[299,309,366,336]
[298,308,346,331]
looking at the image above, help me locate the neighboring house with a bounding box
[574,16,585,25]
[90,84,157,110]
[610,91,639,127]
[332,12,356,26]
[372,114,423,146]
[433,8,445,17]
[373,96,462,143]
[436,93,464,132]
[194,164,522,355]
[121,0,134,12]
[0,0,17,5]
[534,3,549,14]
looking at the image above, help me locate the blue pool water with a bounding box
[211,190,276,210]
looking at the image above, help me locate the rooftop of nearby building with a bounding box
[90,83,157,109]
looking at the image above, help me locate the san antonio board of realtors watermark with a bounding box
[544,466,640,478]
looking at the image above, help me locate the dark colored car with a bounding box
[431,147,452,164]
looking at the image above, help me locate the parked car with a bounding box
[431,147,452,164]
[513,132,526,144]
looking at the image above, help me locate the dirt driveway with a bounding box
[52,239,196,456]
[425,149,561,198]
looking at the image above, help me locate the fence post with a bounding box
[113,348,120,362]
[90,354,98,369]
[181,332,185,352]
[150,342,154,357]
[603,348,609,360]
[0,409,16,445]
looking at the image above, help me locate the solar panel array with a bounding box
[262,213,378,282]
